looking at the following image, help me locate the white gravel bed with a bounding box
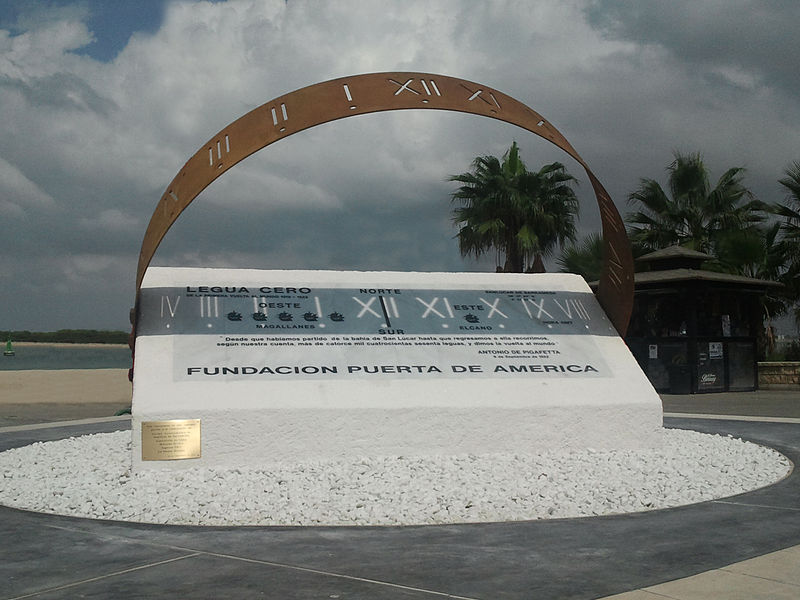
[0,429,791,526]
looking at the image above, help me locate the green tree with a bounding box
[712,222,789,325]
[712,222,784,280]
[776,161,800,259]
[449,142,579,272]
[775,161,800,326]
[557,232,603,282]
[626,151,766,255]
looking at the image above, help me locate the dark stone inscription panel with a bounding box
[137,285,617,381]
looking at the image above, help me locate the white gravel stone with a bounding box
[0,429,791,526]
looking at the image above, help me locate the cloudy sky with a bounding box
[1,0,798,332]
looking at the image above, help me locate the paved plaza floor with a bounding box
[1,392,799,599]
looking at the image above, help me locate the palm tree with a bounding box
[713,222,784,280]
[775,161,800,325]
[449,142,579,272]
[776,161,800,259]
[557,232,603,282]
[712,223,790,333]
[626,151,767,255]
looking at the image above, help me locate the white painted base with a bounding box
[132,268,663,470]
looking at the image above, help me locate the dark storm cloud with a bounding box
[585,1,800,96]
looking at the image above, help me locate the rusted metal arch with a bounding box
[133,72,633,336]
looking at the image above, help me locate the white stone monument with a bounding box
[131,267,662,470]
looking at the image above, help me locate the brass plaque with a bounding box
[141,419,201,461]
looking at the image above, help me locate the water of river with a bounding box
[1,344,131,371]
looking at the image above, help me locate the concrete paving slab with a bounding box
[644,569,800,600]
[20,552,459,600]
[0,511,192,599]
[723,545,800,586]
[599,545,800,599]
[598,591,668,599]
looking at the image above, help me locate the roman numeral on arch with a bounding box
[606,242,625,289]
[598,194,621,233]
[208,135,231,168]
[388,78,443,101]
[460,84,501,110]
[270,103,289,132]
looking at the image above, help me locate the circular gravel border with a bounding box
[0,428,792,526]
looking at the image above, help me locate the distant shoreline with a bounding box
[11,342,128,349]
[2,329,129,345]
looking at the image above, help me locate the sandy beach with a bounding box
[11,342,129,348]
[0,369,131,427]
